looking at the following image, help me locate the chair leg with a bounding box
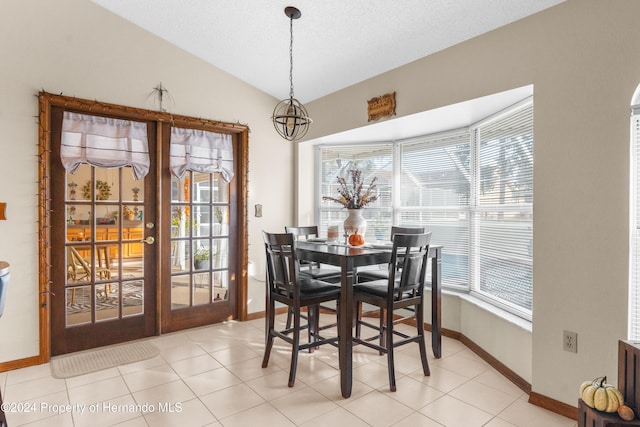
[262,301,276,368]
[415,302,430,376]
[307,305,316,353]
[379,308,386,355]
[286,306,294,330]
[289,307,301,387]
[385,308,397,392]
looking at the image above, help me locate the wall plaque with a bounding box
[367,92,396,122]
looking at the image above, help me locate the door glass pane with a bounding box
[213,271,228,302]
[193,272,210,305]
[66,285,91,326]
[96,283,119,322]
[193,206,211,237]
[212,238,228,269]
[171,275,190,309]
[123,280,143,317]
[194,240,210,271]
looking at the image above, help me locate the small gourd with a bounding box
[348,233,365,247]
[579,376,624,413]
[617,404,636,421]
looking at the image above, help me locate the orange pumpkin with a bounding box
[348,233,365,246]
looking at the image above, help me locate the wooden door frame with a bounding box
[37,91,249,362]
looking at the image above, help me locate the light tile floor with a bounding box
[0,315,577,426]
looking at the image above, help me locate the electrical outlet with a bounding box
[563,330,578,353]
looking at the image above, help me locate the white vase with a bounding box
[343,209,367,236]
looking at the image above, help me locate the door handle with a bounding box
[141,236,155,245]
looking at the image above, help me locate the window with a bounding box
[630,107,640,340]
[317,100,533,318]
[319,144,393,241]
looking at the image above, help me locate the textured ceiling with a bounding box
[91,0,565,103]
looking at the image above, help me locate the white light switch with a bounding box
[255,204,262,217]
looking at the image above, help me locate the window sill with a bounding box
[439,287,532,333]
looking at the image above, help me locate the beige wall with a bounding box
[0,0,291,363]
[302,0,640,406]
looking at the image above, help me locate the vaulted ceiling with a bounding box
[92,0,565,103]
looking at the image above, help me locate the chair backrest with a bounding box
[391,226,425,238]
[285,226,321,268]
[263,231,301,300]
[67,246,91,281]
[388,233,432,299]
[284,226,320,240]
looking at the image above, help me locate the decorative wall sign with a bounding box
[367,92,396,122]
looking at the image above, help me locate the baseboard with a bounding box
[458,333,531,395]
[399,316,577,420]
[245,307,288,321]
[0,355,42,373]
[529,391,578,420]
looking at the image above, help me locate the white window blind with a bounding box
[630,112,640,339]
[169,128,234,183]
[400,131,471,288]
[61,112,150,180]
[318,144,392,241]
[473,104,533,313]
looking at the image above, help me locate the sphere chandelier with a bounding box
[272,6,312,142]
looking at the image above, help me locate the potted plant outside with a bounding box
[194,246,210,270]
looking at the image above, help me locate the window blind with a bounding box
[169,128,234,183]
[61,112,150,180]
[630,113,640,339]
[400,130,471,287]
[473,104,533,313]
[318,144,392,241]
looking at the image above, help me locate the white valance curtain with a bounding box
[169,128,234,182]
[60,112,150,180]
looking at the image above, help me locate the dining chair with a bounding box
[356,226,425,283]
[355,226,426,344]
[284,226,341,282]
[284,226,341,335]
[353,232,432,392]
[262,231,341,387]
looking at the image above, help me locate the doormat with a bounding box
[50,341,160,379]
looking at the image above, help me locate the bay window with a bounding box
[317,99,533,319]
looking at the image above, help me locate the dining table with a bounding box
[295,240,443,398]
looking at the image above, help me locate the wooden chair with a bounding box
[284,226,341,335]
[284,226,341,282]
[66,246,112,303]
[356,226,426,344]
[262,231,341,387]
[356,226,426,283]
[353,232,432,392]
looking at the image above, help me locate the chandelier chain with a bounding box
[289,14,294,99]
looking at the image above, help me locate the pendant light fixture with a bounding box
[272,6,312,141]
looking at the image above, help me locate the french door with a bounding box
[159,122,238,332]
[49,106,158,355]
[41,93,248,357]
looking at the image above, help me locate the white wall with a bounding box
[0,0,291,363]
[301,0,640,406]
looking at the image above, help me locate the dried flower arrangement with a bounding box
[323,169,378,209]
